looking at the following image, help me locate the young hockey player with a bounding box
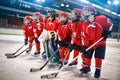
[68,8,85,65]
[31,12,44,55]
[80,6,100,76]
[80,6,113,78]
[23,16,35,53]
[94,15,113,78]
[56,12,72,64]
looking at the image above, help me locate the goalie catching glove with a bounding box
[38,29,57,43]
[48,31,57,41]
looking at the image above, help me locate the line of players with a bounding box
[22,6,113,79]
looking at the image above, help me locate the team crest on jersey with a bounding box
[72,32,76,37]
[33,29,36,32]
[36,23,41,30]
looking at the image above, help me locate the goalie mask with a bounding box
[46,9,56,19]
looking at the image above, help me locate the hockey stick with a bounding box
[45,40,49,60]
[7,43,35,59]
[5,44,25,56]
[30,48,59,72]
[5,36,35,56]
[40,37,104,79]
[41,53,79,79]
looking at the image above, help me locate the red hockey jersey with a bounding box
[46,18,59,31]
[71,20,83,46]
[81,20,103,49]
[23,24,34,40]
[31,18,44,38]
[57,20,72,42]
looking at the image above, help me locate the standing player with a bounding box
[56,12,72,64]
[80,6,112,79]
[23,16,35,53]
[68,8,85,66]
[31,12,44,55]
[94,15,113,78]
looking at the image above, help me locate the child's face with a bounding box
[88,15,95,23]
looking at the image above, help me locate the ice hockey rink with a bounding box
[0,34,120,80]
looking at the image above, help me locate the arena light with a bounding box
[107,0,112,4]
[118,14,120,17]
[66,4,69,7]
[61,3,64,7]
[104,8,110,12]
[79,0,89,4]
[111,12,117,15]
[113,0,119,5]
[41,0,45,2]
[36,0,45,2]
[36,0,41,2]
[91,3,102,9]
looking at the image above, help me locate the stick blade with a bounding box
[30,68,40,72]
[7,55,16,58]
[5,53,14,56]
[41,73,57,79]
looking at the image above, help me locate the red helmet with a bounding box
[72,8,81,16]
[24,16,32,20]
[82,6,96,16]
[24,16,32,24]
[59,12,68,17]
[33,12,42,20]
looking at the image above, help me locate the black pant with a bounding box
[84,46,106,59]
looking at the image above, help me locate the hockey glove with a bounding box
[68,44,75,52]
[35,38,40,43]
[102,30,111,39]
[24,39,28,45]
[80,46,87,54]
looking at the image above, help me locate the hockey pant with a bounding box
[29,37,40,51]
[84,46,106,68]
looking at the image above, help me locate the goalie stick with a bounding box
[30,48,59,72]
[45,40,49,60]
